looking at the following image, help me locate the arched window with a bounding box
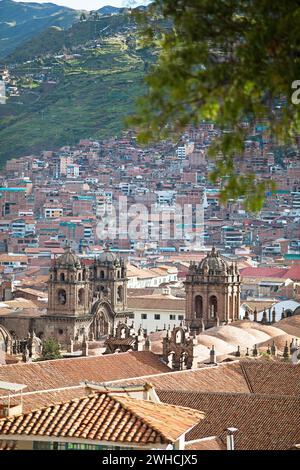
[180,352,188,370]
[78,288,85,305]
[78,272,82,281]
[58,289,67,305]
[167,351,175,369]
[117,286,123,302]
[195,295,203,318]
[209,296,218,319]
[60,272,65,282]
[176,329,183,344]
[120,327,126,339]
[100,270,105,279]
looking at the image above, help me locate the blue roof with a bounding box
[284,254,300,260]
[159,247,176,252]
[0,188,26,192]
[73,196,94,201]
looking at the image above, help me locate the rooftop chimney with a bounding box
[226,427,238,450]
[209,345,216,364]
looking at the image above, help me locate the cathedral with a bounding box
[45,247,131,346]
[185,247,241,332]
[0,247,242,361]
[0,247,131,352]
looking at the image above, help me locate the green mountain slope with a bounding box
[0,20,154,166]
[5,15,135,63]
[0,0,81,58]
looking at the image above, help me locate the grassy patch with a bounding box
[0,35,150,166]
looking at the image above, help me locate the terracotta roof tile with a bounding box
[127,297,185,311]
[185,436,226,450]
[239,361,300,396]
[0,351,170,393]
[240,267,287,278]
[103,362,250,393]
[104,361,300,397]
[0,392,203,446]
[158,390,300,450]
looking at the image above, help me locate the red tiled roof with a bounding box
[284,266,300,281]
[158,390,300,450]
[104,361,300,397]
[0,386,87,413]
[240,265,300,282]
[0,392,203,445]
[185,436,226,450]
[104,362,250,394]
[240,267,287,278]
[0,351,170,393]
[239,361,300,396]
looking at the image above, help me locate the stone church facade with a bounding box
[43,247,130,347]
[0,247,131,349]
[0,247,241,359]
[185,247,241,332]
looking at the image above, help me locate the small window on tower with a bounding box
[58,289,66,305]
[58,329,63,335]
[117,286,123,302]
[78,288,85,305]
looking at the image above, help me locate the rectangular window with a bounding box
[169,314,176,320]
[128,313,134,319]
[178,315,184,320]
[154,314,160,320]
[141,314,147,320]
[33,442,52,450]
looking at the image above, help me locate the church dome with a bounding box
[198,247,229,275]
[56,246,81,270]
[97,251,118,265]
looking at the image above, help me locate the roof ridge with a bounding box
[0,384,84,400]
[0,391,202,445]
[158,389,300,400]
[239,363,255,393]
[111,394,204,442]
[102,362,241,385]
[0,391,101,424]
[1,349,153,367]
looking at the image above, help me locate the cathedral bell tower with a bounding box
[91,251,128,313]
[185,247,241,331]
[47,246,91,317]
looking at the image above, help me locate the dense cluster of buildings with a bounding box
[1,125,300,451]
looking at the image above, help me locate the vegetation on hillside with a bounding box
[0,0,81,58]
[0,19,153,166]
[5,15,136,64]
